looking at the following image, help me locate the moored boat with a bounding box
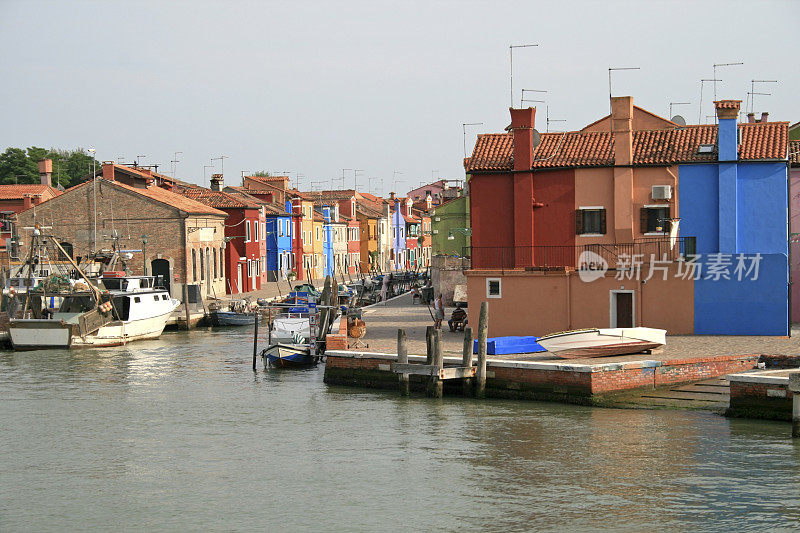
[536,327,666,359]
[260,343,319,367]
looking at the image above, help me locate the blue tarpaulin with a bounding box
[473,336,546,355]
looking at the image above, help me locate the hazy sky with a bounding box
[1,0,798,196]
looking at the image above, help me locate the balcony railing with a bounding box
[463,237,695,272]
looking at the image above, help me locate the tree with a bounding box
[0,146,98,188]
[252,170,272,177]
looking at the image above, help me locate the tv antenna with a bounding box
[509,43,539,107]
[747,79,778,114]
[712,62,743,104]
[669,102,690,121]
[462,122,484,158]
[171,151,182,178]
[211,155,228,177]
[546,105,566,133]
[520,88,547,108]
[608,67,640,127]
[698,79,721,123]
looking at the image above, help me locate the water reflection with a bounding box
[2,330,800,531]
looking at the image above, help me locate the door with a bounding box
[614,292,634,328]
[237,264,243,294]
[151,259,171,295]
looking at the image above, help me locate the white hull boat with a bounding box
[271,315,341,344]
[9,274,180,350]
[536,327,666,359]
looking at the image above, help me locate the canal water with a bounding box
[2,328,800,532]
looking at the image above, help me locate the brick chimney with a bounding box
[210,173,224,192]
[102,162,116,181]
[509,107,536,171]
[611,96,634,165]
[37,159,52,187]
[747,112,756,123]
[389,191,395,201]
[714,100,742,161]
[23,194,32,210]
[760,112,769,123]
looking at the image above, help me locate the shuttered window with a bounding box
[576,208,606,235]
[641,206,670,233]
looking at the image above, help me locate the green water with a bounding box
[2,328,800,532]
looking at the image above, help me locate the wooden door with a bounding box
[615,292,633,328]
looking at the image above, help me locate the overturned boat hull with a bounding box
[536,327,666,359]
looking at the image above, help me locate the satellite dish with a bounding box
[671,115,686,127]
[532,129,541,149]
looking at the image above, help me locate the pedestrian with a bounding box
[433,293,444,329]
[380,274,389,305]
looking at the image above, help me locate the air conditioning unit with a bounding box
[652,185,672,200]
[433,229,439,234]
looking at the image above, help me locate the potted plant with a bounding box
[287,269,297,281]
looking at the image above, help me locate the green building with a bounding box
[430,194,470,256]
[790,121,799,141]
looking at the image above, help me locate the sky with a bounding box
[1,0,798,196]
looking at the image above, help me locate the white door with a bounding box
[237,264,243,294]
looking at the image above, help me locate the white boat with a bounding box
[271,314,341,344]
[9,273,180,350]
[536,327,666,359]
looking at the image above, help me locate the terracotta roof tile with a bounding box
[714,100,742,110]
[179,189,260,209]
[0,184,61,200]
[466,122,789,172]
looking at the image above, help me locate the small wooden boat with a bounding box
[211,310,257,326]
[261,343,320,367]
[536,327,666,359]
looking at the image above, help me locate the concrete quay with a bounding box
[324,292,800,408]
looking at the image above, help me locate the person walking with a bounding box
[433,293,444,329]
[380,274,389,305]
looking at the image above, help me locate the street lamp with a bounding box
[88,148,97,253]
[141,234,149,275]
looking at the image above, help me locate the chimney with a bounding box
[509,107,536,171]
[714,100,742,162]
[611,96,634,165]
[426,194,432,210]
[747,112,756,123]
[760,112,769,123]
[23,194,32,210]
[210,173,224,192]
[37,159,52,187]
[389,191,396,201]
[102,162,116,181]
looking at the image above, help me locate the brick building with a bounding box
[14,177,227,300]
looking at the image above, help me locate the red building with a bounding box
[180,183,264,294]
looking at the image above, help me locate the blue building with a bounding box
[264,202,294,281]
[680,100,789,335]
[322,205,334,277]
[391,197,406,270]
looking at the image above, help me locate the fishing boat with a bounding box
[260,343,320,367]
[536,327,666,359]
[9,272,180,350]
[210,300,257,326]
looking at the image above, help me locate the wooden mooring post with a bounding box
[475,301,488,399]
[425,326,434,365]
[427,329,444,398]
[252,311,259,372]
[182,283,191,331]
[397,328,409,396]
[790,372,800,438]
[462,326,474,396]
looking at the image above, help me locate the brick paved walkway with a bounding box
[349,292,800,363]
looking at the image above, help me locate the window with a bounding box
[316,227,320,241]
[254,221,259,242]
[486,278,502,298]
[200,249,204,281]
[192,249,197,281]
[641,206,670,234]
[134,296,141,303]
[575,207,606,235]
[154,295,160,301]
[245,221,251,242]
[162,294,168,300]
[219,247,225,279]
[213,249,218,279]
[279,220,284,236]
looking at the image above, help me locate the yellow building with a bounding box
[356,199,381,273]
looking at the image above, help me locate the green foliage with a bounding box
[252,170,272,177]
[0,146,99,188]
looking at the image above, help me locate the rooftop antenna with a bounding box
[520,89,547,108]
[171,151,182,178]
[669,102,691,121]
[353,169,364,192]
[117,156,125,163]
[713,61,744,108]
[135,155,146,167]
[294,172,305,190]
[698,79,721,123]
[608,67,640,129]
[748,79,778,114]
[203,164,214,188]
[546,105,566,133]
[462,122,484,158]
[509,43,539,107]
[368,177,381,196]
[211,155,228,178]
[392,170,403,195]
